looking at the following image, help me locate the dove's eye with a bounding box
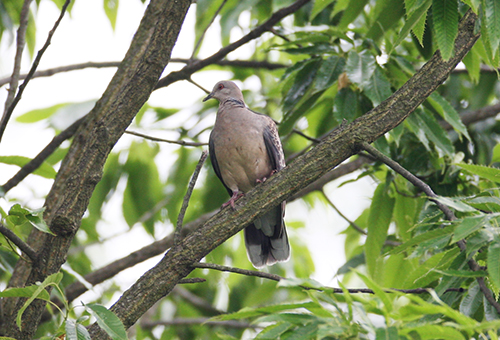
[218,84,224,90]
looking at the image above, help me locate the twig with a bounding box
[3,0,33,114]
[190,0,228,59]
[175,151,208,245]
[125,130,207,147]
[192,262,465,294]
[321,190,366,235]
[0,61,121,88]
[0,223,37,261]
[155,0,311,89]
[0,0,71,143]
[1,116,86,194]
[360,142,455,221]
[140,317,255,329]
[187,77,210,94]
[291,128,321,143]
[178,278,206,284]
[172,286,224,315]
[0,59,285,88]
[359,141,500,315]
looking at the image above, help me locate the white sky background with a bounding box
[0,0,376,303]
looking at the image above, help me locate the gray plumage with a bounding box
[204,80,290,268]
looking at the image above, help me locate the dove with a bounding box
[204,81,290,267]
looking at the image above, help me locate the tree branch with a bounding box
[2,0,33,114]
[86,10,480,337]
[0,0,71,144]
[3,0,193,337]
[360,141,500,315]
[0,223,37,261]
[140,317,255,329]
[175,151,208,244]
[155,0,311,89]
[124,130,207,147]
[191,0,228,59]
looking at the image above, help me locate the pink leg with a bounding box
[222,191,245,209]
[256,170,278,184]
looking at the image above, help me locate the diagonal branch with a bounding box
[0,0,71,144]
[87,10,480,337]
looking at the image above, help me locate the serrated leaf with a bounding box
[84,303,127,340]
[393,0,432,51]
[428,92,471,140]
[0,155,56,179]
[282,58,321,113]
[386,225,455,255]
[256,322,293,339]
[65,319,91,340]
[463,44,481,83]
[457,163,500,183]
[433,0,458,60]
[434,196,478,212]
[452,215,490,242]
[488,240,500,290]
[483,0,500,55]
[402,325,466,339]
[414,109,454,157]
[460,281,483,317]
[16,272,63,330]
[365,183,395,278]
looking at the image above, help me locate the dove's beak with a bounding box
[203,93,213,102]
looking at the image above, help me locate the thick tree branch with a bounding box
[3,0,192,337]
[0,0,71,144]
[86,10,480,338]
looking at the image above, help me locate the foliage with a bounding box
[1,0,500,339]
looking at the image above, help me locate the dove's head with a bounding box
[203,81,244,103]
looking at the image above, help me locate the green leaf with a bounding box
[387,225,455,255]
[433,196,477,212]
[313,56,346,93]
[365,183,395,278]
[0,155,57,179]
[452,214,490,242]
[488,239,500,290]
[483,0,500,55]
[357,271,393,313]
[84,303,127,340]
[282,58,321,114]
[338,0,369,29]
[456,163,500,183]
[16,103,70,123]
[433,269,488,277]
[7,204,54,235]
[393,0,432,51]
[428,92,471,140]
[418,109,454,157]
[375,327,398,340]
[459,281,483,317]
[311,0,336,20]
[16,272,63,330]
[0,285,50,301]
[345,51,376,89]
[402,325,466,340]
[333,87,359,122]
[256,322,293,339]
[366,0,405,42]
[364,67,392,106]
[103,0,119,30]
[65,319,91,340]
[492,143,500,163]
[433,0,458,60]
